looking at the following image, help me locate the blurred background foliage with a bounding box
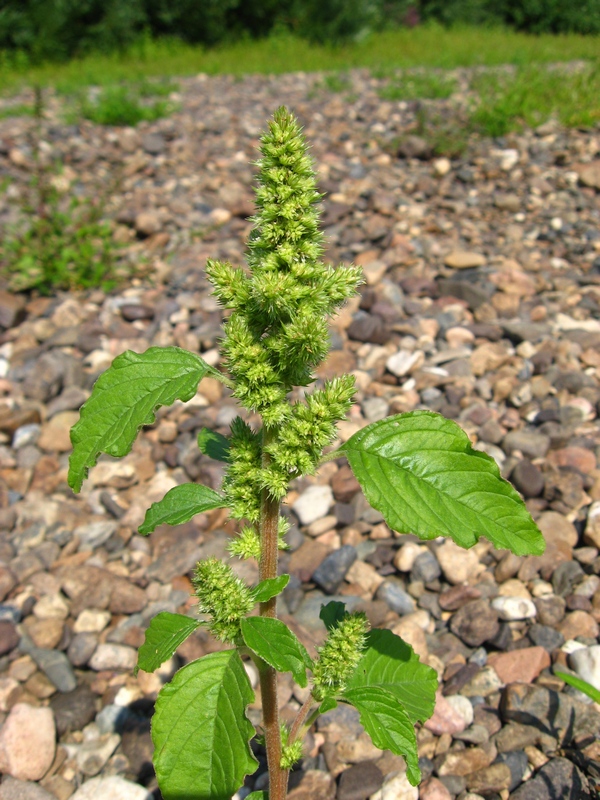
[1,0,599,64]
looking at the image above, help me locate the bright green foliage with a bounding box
[193,558,254,643]
[152,650,257,800]
[136,612,200,674]
[198,428,231,462]
[342,686,421,785]
[251,574,290,603]
[341,410,544,555]
[68,347,221,492]
[241,616,313,687]
[280,726,304,769]
[76,84,175,126]
[555,670,600,704]
[139,483,225,534]
[319,600,348,631]
[312,611,369,700]
[347,629,438,724]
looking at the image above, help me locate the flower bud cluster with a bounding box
[312,612,369,701]
[193,557,254,643]
[207,107,361,420]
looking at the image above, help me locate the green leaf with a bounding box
[240,617,312,688]
[319,601,347,631]
[198,428,231,462]
[555,670,600,704]
[139,483,226,535]
[347,629,437,725]
[341,410,545,556]
[69,347,221,493]
[245,793,268,800]
[319,696,338,714]
[152,650,257,800]
[136,612,200,675]
[251,575,290,603]
[342,686,420,786]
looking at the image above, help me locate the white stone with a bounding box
[445,694,474,727]
[436,540,481,585]
[569,645,600,692]
[370,770,418,800]
[386,350,424,378]
[89,644,137,672]
[433,157,452,177]
[394,542,426,573]
[292,484,334,526]
[491,596,536,621]
[69,776,152,800]
[33,594,69,620]
[74,609,112,634]
[498,148,519,170]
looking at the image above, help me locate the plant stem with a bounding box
[259,426,287,800]
[288,694,315,744]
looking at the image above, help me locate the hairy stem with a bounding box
[259,426,287,799]
[288,694,315,745]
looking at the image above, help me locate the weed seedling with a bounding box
[68,107,544,800]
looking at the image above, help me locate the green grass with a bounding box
[1,26,599,94]
[0,102,35,119]
[378,71,457,101]
[471,63,600,136]
[2,180,121,294]
[75,84,176,126]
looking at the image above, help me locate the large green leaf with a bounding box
[240,617,312,688]
[347,629,437,725]
[136,612,200,675]
[342,686,420,786]
[198,428,230,462]
[152,650,257,800]
[139,483,226,535]
[251,575,290,604]
[69,347,221,493]
[340,410,545,556]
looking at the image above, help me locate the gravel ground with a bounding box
[0,69,599,800]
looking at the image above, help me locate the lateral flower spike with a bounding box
[193,558,254,643]
[312,612,369,701]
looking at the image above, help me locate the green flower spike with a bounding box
[193,558,254,643]
[312,612,369,701]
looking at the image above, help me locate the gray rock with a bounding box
[503,431,550,460]
[376,578,416,615]
[67,632,98,667]
[552,560,584,597]
[450,599,499,647]
[510,757,591,799]
[146,538,202,583]
[20,641,77,693]
[74,521,117,551]
[292,485,334,526]
[511,460,544,498]
[529,624,565,652]
[337,761,383,800]
[312,546,357,594]
[411,550,441,583]
[496,750,528,792]
[50,685,97,735]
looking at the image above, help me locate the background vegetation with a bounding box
[1,0,599,66]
